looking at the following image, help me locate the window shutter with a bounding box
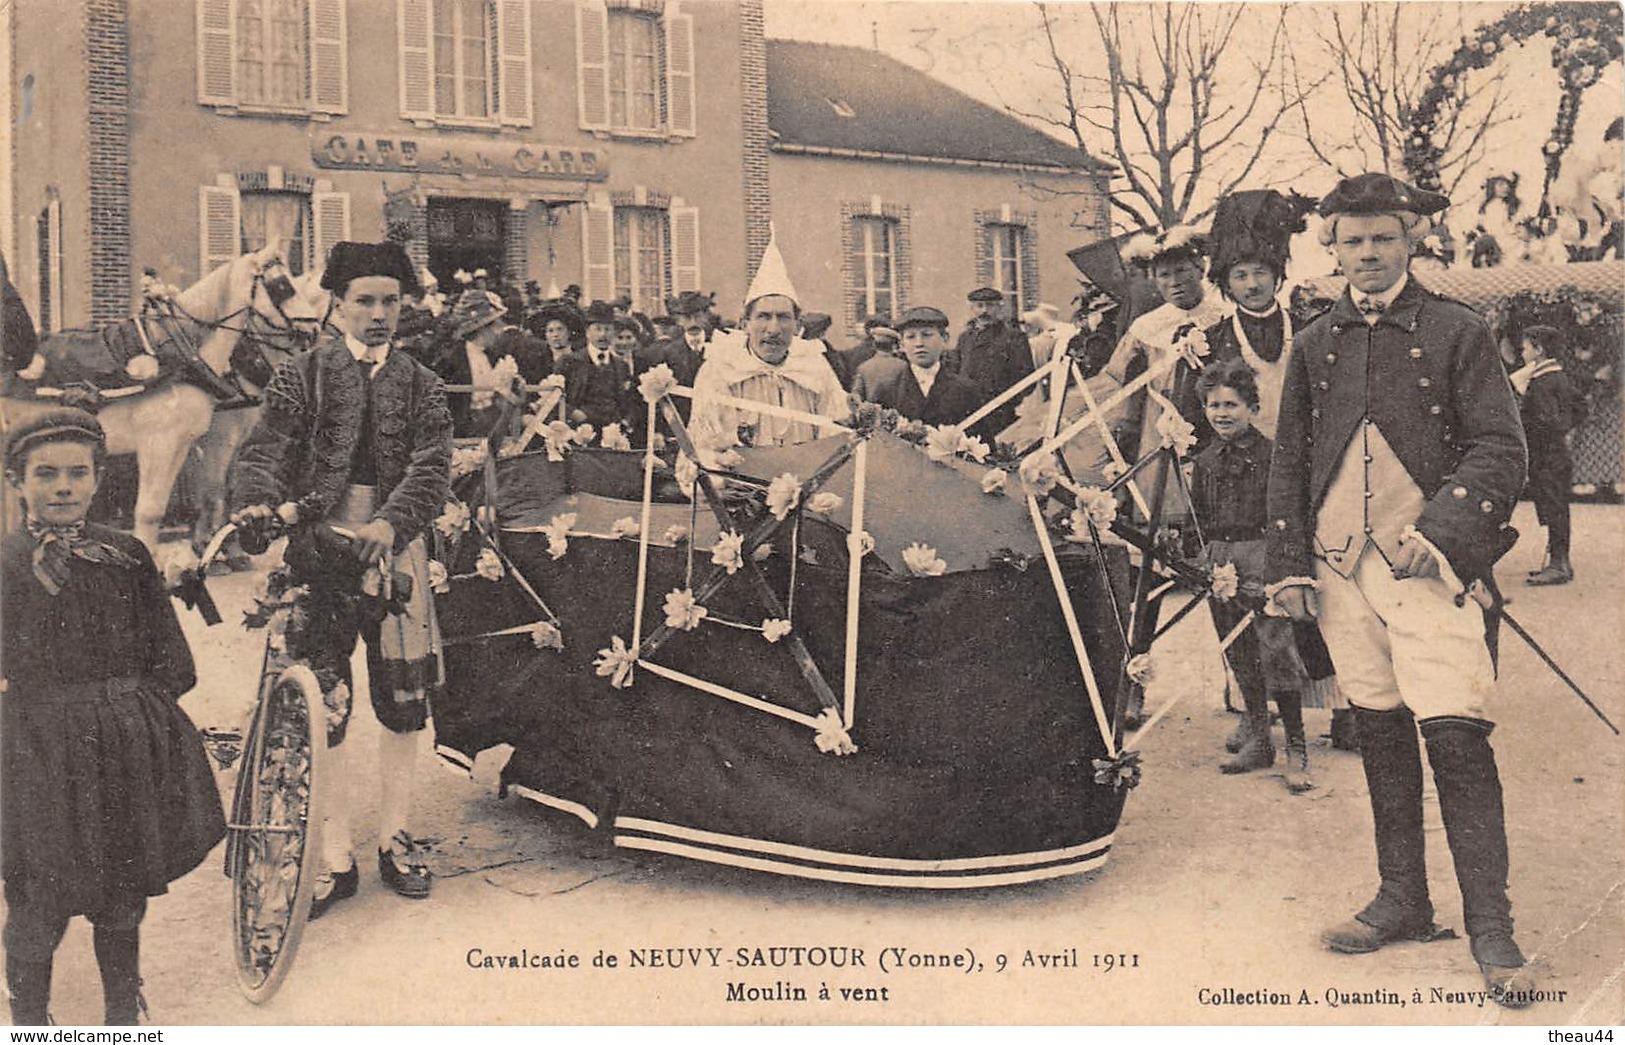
[309,0,349,113]
[196,0,236,105]
[575,2,610,131]
[581,202,615,304]
[397,0,434,121]
[663,12,695,137]
[199,184,242,277]
[669,206,700,293]
[310,191,352,273]
[495,0,533,127]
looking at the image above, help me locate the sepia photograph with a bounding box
[0,0,1621,1029]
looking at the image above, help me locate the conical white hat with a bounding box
[744,224,798,310]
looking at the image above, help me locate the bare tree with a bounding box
[1012,2,1314,234]
[1287,3,1513,198]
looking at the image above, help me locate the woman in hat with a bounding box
[3,409,225,1024]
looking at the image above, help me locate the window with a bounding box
[196,0,348,114]
[432,0,490,119]
[607,12,659,132]
[988,223,1025,321]
[240,192,311,276]
[614,207,667,313]
[399,0,531,126]
[850,217,898,325]
[576,2,694,137]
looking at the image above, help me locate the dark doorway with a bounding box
[426,197,507,290]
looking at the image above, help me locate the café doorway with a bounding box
[426,197,506,289]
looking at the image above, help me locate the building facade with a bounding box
[6,1,1105,333]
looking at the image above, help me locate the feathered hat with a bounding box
[1120,224,1209,270]
[1207,189,1318,287]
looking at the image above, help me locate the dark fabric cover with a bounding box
[435,444,1131,862]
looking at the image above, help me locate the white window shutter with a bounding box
[581,202,614,303]
[199,184,242,277]
[664,12,695,137]
[575,2,610,131]
[310,191,352,272]
[309,0,348,114]
[670,206,700,293]
[495,0,533,127]
[196,0,236,105]
[398,0,434,121]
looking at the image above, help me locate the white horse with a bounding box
[2,245,321,551]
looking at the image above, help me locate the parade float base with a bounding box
[433,437,1132,887]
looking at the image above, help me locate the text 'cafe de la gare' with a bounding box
[314,133,608,182]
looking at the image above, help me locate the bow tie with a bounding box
[25,520,137,596]
[1356,296,1386,316]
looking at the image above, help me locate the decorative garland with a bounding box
[1404,2,1622,203]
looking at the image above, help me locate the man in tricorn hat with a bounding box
[231,241,453,918]
[946,287,1032,437]
[1266,174,1535,1007]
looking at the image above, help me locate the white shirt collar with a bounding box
[1356,274,1409,322]
[345,333,389,370]
[910,361,940,396]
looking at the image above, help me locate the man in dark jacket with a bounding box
[559,300,635,430]
[945,287,1033,435]
[231,241,453,917]
[1266,174,1533,1007]
[860,307,982,425]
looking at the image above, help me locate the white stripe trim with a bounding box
[637,659,823,729]
[1028,493,1117,756]
[667,386,851,433]
[616,837,1109,889]
[435,743,474,772]
[509,784,600,830]
[614,815,1114,872]
[841,438,867,728]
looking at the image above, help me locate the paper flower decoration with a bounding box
[542,420,576,462]
[529,620,564,651]
[813,708,858,756]
[981,469,1008,496]
[924,424,962,463]
[762,618,792,643]
[1075,485,1118,528]
[435,500,472,538]
[600,423,632,452]
[498,437,525,460]
[766,473,802,520]
[711,531,745,575]
[593,636,637,689]
[427,559,451,594]
[715,448,745,470]
[1157,411,1198,456]
[454,269,473,284]
[849,531,876,558]
[957,432,991,463]
[609,516,641,539]
[1092,750,1142,790]
[662,524,690,544]
[450,445,489,479]
[901,542,947,577]
[663,588,708,631]
[542,512,577,561]
[752,543,774,562]
[638,363,679,404]
[1211,561,1240,601]
[1127,653,1155,685]
[474,547,505,581]
[1174,326,1211,369]
[807,491,843,515]
[674,453,700,497]
[1102,460,1128,483]
[1019,455,1061,497]
[539,373,567,392]
[573,423,596,445]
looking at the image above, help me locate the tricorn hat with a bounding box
[320,241,422,297]
[1318,173,1448,218]
[1208,189,1318,287]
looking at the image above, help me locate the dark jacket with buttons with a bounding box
[1266,278,1527,585]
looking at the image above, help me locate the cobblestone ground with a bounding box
[7,503,1622,1026]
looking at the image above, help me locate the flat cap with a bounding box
[1318,173,1448,218]
[967,287,1004,303]
[898,306,950,330]
[6,407,105,466]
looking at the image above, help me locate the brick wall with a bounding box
[505,206,529,286]
[85,0,130,324]
[738,0,770,276]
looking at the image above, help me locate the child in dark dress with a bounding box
[1511,325,1587,585]
[2,409,225,1025]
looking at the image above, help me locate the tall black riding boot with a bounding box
[93,925,142,1025]
[1421,717,1538,1007]
[1322,707,1439,952]
[6,954,52,1026]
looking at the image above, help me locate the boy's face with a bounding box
[586,322,614,350]
[1203,385,1257,442]
[900,325,948,368]
[1520,337,1545,367]
[683,323,707,351]
[10,440,100,526]
[1225,260,1280,312]
[334,276,403,347]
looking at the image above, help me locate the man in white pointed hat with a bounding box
[689,232,849,464]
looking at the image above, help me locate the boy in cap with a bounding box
[231,240,453,916]
[1511,324,1586,585]
[1266,174,1534,1006]
[860,307,981,426]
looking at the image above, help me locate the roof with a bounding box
[766,39,1099,172]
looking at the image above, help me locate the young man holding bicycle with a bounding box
[231,240,453,917]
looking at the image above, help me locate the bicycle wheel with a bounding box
[226,663,326,1003]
